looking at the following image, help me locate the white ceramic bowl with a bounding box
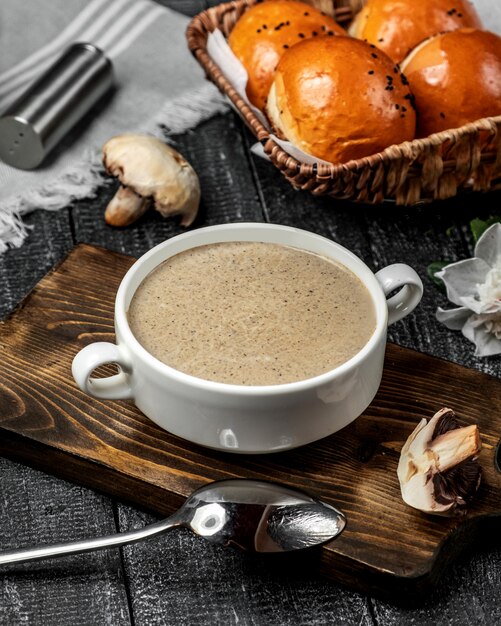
[72,223,423,453]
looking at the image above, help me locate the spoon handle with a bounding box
[0,514,182,566]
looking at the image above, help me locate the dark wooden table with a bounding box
[1,1,501,623]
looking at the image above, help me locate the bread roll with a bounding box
[228,0,344,110]
[401,29,501,137]
[349,0,482,63]
[266,36,416,164]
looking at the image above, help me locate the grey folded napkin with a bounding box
[0,0,227,252]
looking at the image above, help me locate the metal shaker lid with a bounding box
[0,42,114,170]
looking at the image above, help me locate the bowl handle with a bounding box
[72,342,134,400]
[375,264,423,326]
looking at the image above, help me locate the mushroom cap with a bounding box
[102,133,200,226]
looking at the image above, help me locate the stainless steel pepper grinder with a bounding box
[0,42,114,170]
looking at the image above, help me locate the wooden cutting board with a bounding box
[0,244,500,601]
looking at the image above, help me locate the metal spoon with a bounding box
[0,479,345,566]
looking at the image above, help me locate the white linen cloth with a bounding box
[0,0,227,252]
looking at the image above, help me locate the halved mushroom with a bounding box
[102,133,200,227]
[397,408,482,516]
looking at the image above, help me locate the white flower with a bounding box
[436,222,501,357]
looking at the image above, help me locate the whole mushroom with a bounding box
[397,408,482,516]
[102,133,200,227]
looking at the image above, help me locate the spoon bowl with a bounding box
[0,479,346,566]
[183,480,346,553]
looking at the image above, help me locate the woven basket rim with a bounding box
[186,0,501,179]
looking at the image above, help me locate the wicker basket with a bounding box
[186,0,501,204]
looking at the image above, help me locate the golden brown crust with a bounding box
[228,0,344,110]
[401,29,501,137]
[349,0,482,63]
[266,36,416,164]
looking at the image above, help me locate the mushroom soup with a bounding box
[127,241,377,385]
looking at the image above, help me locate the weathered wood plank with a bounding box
[0,457,131,626]
[0,210,73,320]
[116,503,374,626]
[372,542,501,625]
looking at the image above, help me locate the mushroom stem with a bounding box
[105,186,150,227]
[430,425,480,473]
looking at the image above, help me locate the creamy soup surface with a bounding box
[127,242,377,385]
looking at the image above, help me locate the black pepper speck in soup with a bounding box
[127,242,376,386]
